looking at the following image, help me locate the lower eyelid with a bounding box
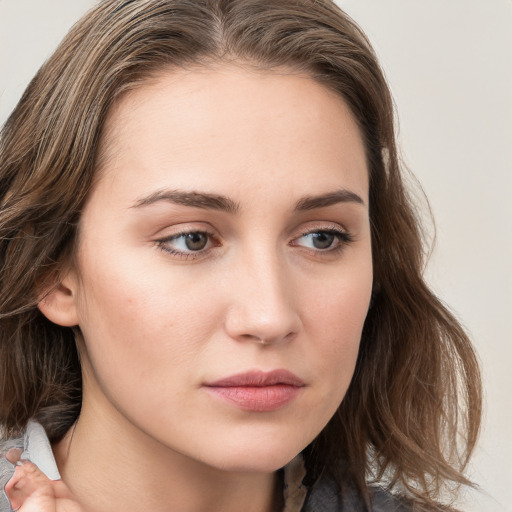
[156,242,210,260]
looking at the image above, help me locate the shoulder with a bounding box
[302,476,413,512]
[369,487,414,512]
[1,422,61,511]
[0,429,23,512]
[1,421,60,480]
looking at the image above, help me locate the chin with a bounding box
[214,454,299,474]
[201,436,309,474]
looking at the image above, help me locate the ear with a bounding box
[38,272,80,327]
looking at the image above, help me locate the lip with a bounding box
[204,370,305,412]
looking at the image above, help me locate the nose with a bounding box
[223,251,301,346]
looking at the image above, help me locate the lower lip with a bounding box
[205,385,301,412]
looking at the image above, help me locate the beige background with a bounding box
[1,1,511,510]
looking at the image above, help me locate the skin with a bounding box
[33,63,373,512]
[5,450,79,512]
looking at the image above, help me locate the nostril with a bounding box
[237,334,272,345]
[235,330,298,346]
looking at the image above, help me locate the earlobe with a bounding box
[38,276,80,327]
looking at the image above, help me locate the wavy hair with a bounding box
[0,1,481,510]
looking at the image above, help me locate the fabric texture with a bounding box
[1,421,62,512]
[1,422,412,512]
[300,473,412,512]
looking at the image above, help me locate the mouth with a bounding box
[203,370,305,412]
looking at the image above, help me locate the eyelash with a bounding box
[156,226,353,260]
[292,227,354,254]
[156,229,218,259]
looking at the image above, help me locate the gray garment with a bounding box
[302,474,412,512]
[1,421,61,512]
[0,457,14,512]
[1,422,411,512]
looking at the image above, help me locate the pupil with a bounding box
[185,233,207,251]
[312,232,334,249]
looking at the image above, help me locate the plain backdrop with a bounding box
[1,1,511,511]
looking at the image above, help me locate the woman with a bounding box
[0,1,482,511]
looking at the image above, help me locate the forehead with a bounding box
[95,63,368,202]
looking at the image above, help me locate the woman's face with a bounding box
[57,64,372,472]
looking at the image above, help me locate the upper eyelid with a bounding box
[293,227,352,243]
[164,228,215,238]
[296,223,349,236]
[163,226,351,247]
[154,223,217,239]
[155,222,350,240]
[157,229,217,246]
[300,225,346,233]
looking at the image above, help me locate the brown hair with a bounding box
[0,0,481,509]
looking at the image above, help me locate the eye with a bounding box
[292,228,352,252]
[178,232,209,251]
[157,230,215,257]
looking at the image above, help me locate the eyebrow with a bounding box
[294,189,365,210]
[131,190,240,213]
[131,188,365,213]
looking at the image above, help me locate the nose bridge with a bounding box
[224,243,300,344]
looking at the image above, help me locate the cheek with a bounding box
[73,249,220,380]
[301,262,372,386]
[283,268,371,444]
[305,258,372,331]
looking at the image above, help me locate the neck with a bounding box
[53,400,281,512]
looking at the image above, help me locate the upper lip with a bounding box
[205,370,305,387]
